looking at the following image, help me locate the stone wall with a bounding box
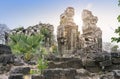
[0,44,14,74]
[7,23,55,48]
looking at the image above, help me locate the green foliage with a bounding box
[111,1,120,43]
[40,27,50,37]
[8,33,44,61]
[50,44,58,54]
[40,47,48,55]
[8,34,27,54]
[111,45,119,52]
[40,27,53,47]
[37,58,48,74]
[30,69,38,74]
[118,0,120,6]
[30,58,48,75]
[118,15,120,22]
[111,37,120,43]
[9,26,50,74]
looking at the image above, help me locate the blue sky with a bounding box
[0,0,120,43]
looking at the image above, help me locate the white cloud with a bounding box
[85,3,93,10]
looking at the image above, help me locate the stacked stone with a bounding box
[7,23,55,48]
[94,52,112,71]
[113,70,120,79]
[43,68,76,79]
[82,52,112,73]
[83,58,101,73]
[85,52,120,72]
[81,9,102,53]
[0,44,14,74]
[100,70,120,79]
[106,52,120,71]
[9,67,30,79]
[47,57,83,69]
[9,23,54,36]
[31,75,44,79]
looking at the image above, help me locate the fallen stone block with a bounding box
[48,61,67,68]
[94,55,105,62]
[32,75,44,79]
[105,65,120,71]
[112,58,120,64]
[76,69,91,76]
[48,58,83,69]
[94,53,111,62]
[66,58,83,68]
[113,70,120,77]
[0,44,12,54]
[99,60,112,67]
[0,54,14,65]
[85,66,101,73]
[43,68,76,79]
[8,74,23,79]
[0,65,11,74]
[83,59,97,67]
[10,67,30,75]
[111,52,119,58]
[100,72,114,79]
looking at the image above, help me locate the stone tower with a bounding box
[82,9,102,52]
[57,7,79,56]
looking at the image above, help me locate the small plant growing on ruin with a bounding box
[49,44,58,54]
[30,58,48,74]
[37,58,48,74]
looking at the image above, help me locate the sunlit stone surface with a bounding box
[57,8,102,56]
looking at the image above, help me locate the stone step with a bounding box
[105,65,120,71]
[99,60,112,67]
[10,66,30,75]
[112,58,120,64]
[48,58,83,69]
[31,75,44,79]
[0,54,14,65]
[43,68,77,79]
[8,74,23,79]
[111,52,120,58]
[47,57,81,62]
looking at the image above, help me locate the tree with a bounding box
[111,0,120,43]
[111,45,119,52]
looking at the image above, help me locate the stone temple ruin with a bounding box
[1,7,120,79]
[57,7,102,56]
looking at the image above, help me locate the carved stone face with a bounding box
[65,7,74,17]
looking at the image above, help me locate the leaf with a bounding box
[117,15,120,22]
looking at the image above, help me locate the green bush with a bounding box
[8,33,43,61]
[37,58,48,74]
[30,58,48,74]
